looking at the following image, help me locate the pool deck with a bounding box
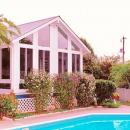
[1,105,130,130]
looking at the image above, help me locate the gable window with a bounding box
[72,54,80,72]
[2,48,10,79]
[39,50,50,72]
[19,34,33,45]
[58,52,68,73]
[20,48,33,79]
[71,41,80,51]
[58,27,68,49]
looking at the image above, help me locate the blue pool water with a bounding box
[13,114,130,130]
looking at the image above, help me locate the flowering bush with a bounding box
[53,73,80,109]
[76,73,96,107]
[0,93,17,120]
[112,92,119,100]
[24,71,52,113]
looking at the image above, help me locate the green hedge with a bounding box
[95,79,116,104]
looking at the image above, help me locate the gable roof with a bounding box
[13,16,58,40]
[13,16,90,53]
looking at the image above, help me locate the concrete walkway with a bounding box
[1,105,130,130]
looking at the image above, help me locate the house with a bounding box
[0,16,89,94]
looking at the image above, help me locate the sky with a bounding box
[0,0,130,60]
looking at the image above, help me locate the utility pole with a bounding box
[121,36,126,64]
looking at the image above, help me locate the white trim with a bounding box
[80,53,83,73]
[58,17,90,53]
[25,49,27,76]
[19,44,51,51]
[33,32,39,70]
[38,46,50,51]
[50,25,58,74]
[13,16,89,54]
[0,49,2,79]
[58,49,68,53]
[71,50,81,54]
[11,42,20,92]
[68,38,72,73]
[12,17,59,43]
[0,79,11,83]
[19,44,34,49]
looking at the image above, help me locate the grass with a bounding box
[102,100,121,108]
[121,101,130,106]
[15,113,35,119]
[14,108,65,119]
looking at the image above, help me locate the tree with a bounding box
[80,38,94,55]
[83,53,101,79]
[0,15,20,45]
[83,54,120,80]
[99,55,120,80]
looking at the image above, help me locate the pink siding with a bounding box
[117,88,130,101]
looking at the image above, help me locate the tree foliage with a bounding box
[80,38,94,55]
[83,54,120,80]
[110,63,130,88]
[0,15,20,45]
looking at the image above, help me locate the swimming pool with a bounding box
[13,114,130,130]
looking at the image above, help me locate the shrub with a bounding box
[0,93,17,120]
[24,72,52,113]
[53,73,80,109]
[95,80,116,104]
[110,63,130,88]
[76,74,96,107]
[102,99,120,108]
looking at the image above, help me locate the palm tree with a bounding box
[0,15,20,45]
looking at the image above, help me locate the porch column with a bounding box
[0,49,1,79]
[33,32,38,71]
[50,24,58,74]
[68,38,72,73]
[80,53,83,73]
[11,42,20,93]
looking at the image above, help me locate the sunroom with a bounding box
[0,16,89,94]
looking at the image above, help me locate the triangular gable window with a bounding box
[71,41,80,51]
[19,34,33,45]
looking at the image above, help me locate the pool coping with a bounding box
[9,112,130,130]
[1,105,130,130]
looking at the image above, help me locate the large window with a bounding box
[72,54,80,72]
[2,48,10,79]
[58,52,68,73]
[39,50,50,72]
[20,48,33,79]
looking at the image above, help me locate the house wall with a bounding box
[117,88,130,101]
[0,21,85,93]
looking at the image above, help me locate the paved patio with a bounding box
[1,105,130,130]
